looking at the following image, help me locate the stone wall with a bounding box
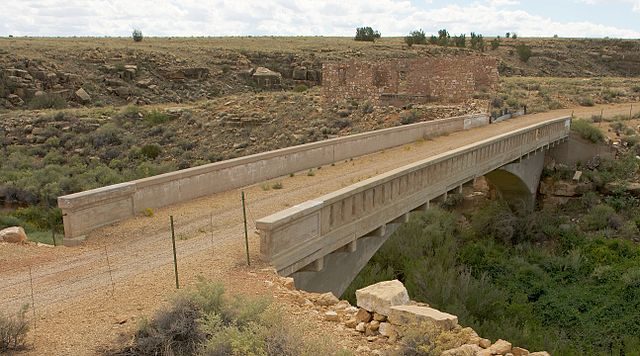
[322,56,499,106]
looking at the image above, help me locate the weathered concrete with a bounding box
[549,132,616,166]
[485,150,545,210]
[256,117,570,293]
[58,114,488,245]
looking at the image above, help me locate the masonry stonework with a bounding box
[322,56,499,106]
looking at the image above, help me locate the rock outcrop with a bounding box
[0,226,28,243]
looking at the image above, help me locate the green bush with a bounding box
[491,38,500,50]
[405,29,427,46]
[140,144,161,160]
[516,44,532,62]
[578,97,595,107]
[293,84,308,93]
[354,26,381,42]
[28,93,67,110]
[400,110,419,125]
[571,119,604,143]
[144,110,171,125]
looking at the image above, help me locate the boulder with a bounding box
[0,226,27,243]
[442,344,483,356]
[344,318,357,328]
[315,292,339,306]
[75,87,91,103]
[387,305,458,330]
[487,339,512,354]
[355,279,410,316]
[512,346,530,356]
[479,338,492,348]
[378,322,397,338]
[373,312,387,322]
[355,322,366,332]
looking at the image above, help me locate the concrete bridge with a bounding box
[255,116,571,296]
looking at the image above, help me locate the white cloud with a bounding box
[0,0,638,38]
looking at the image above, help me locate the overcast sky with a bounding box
[1,0,639,38]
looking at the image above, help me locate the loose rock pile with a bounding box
[273,276,550,356]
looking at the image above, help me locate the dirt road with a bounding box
[0,103,636,355]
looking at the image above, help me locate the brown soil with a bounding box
[1,102,638,355]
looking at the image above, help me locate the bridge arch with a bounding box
[484,150,545,211]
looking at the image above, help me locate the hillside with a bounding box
[2,37,640,110]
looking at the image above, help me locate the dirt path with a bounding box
[0,103,636,355]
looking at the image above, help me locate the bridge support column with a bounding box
[290,222,403,297]
[485,150,545,211]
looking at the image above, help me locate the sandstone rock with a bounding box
[369,320,380,331]
[75,87,91,103]
[388,305,458,330]
[512,346,530,356]
[373,312,387,322]
[344,318,357,328]
[378,322,397,338]
[282,277,295,290]
[315,292,339,306]
[479,338,492,348]
[334,300,351,311]
[324,311,339,322]
[529,352,551,356]
[355,322,366,332]
[356,279,410,316]
[292,66,307,80]
[442,344,483,356]
[0,226,27,243]
[573,170,583,181]
[355,308,372,323]
[488,339,512,354]
[7,94,24,106]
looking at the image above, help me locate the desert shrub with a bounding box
[442,193,463,209]
[400,110,419,125]
[144,110,171,125]
[582,204,619,231]
[354,26,381,42]
[0,305,30,352]
[405,29,427,46]
[491,38,500,50]
[571,119,604,143]
[471,201,517,244]
[578,97,595,107]
[91,124,123,148]
[140,144,161,160]
[491,97,503,108]
[122,279,343,356]
[28,93,67,110]
[361,101,374,114]
[132,29,143,42]
[516,44,532,62]
[293,84,308,93]
[452,34,466,48]
[470,32,484,51]
[271,181,283,189]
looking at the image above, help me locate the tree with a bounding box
[505,32,511,38]
[405,29,427,47]
[512,32,518,39]
[470,32,485,51]
[354,27,381,42]
[452,34,466,48]
[437,29,450,46]
[132,29,143,42]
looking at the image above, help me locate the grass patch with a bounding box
[28,93,67,110]
[571,119,605,143]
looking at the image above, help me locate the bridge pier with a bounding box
[485,149,545,211]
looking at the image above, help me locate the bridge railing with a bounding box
[58,113,488,242]
[256,116,571,276]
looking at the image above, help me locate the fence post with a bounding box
[170,216,179,289]
[631,104,634,120]
[28,266,36,330]
[104,246,115,295]
[242,192,250,266]
[210,213,214,249]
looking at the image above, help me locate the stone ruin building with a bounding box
[322,56,499,106]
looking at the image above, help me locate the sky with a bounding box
[1,0,639,38]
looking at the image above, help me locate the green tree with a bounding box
[453,34,466,48]
[516,43,532,62]
[470,32,485,51]
[132,29,143,42]
[405,29,427,47]
[354,26,381,42]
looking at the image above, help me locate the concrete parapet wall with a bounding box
[58,114,488,242]
[256,117,571,277]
